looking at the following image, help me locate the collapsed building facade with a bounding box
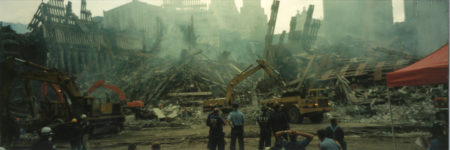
[26,0,270,74]
[27,0,112,74]
[103,0,268,59]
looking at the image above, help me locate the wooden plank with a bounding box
[167,92,213,97]
[215,70,225,84]
[339,64,350,75]
[321,70,334,80]
[287,78,301,86]
[373,62,385,81]
[354,63,367,76]
[229,63,242,73]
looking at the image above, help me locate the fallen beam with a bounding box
[167,91,213,97]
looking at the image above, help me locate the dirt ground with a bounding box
[46,121,428,150]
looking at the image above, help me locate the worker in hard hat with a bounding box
[69,118,82,150]
[1,115,20,147]
[80,114,90,150]
[32,126,56,150]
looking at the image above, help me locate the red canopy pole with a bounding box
[388,88,397,150]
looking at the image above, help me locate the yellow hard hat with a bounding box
[71,118,77,123]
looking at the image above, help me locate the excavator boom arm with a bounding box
[225,65,262,104]
[85,80,127,101]
[224,60,285,105]
[1,57,85,117]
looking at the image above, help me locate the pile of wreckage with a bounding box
[328,84,447,124]
[75,51,264,127]
[125,104,204,129]
[287,40,446,125]
[77,51,258,107]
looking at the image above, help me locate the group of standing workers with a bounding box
[258,103,345,150]
[67,114,90,150]
[207,103,245,150]
[206,103,346,150]
[31,114,90,150]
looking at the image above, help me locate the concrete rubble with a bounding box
[329,84,447,125]
[125,105,205,129]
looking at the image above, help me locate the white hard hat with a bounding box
[81,114,87,119]
[40,126,53,135]
[0,147,5,150]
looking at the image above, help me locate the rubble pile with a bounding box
[125,105,205,129]
[239,105,261,123]
[361,100,437,124]
[329,84,447,124]
[77,54,257,106]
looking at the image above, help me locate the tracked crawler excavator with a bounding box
[0,57,124,139]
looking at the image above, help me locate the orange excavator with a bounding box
[84,80,144,109]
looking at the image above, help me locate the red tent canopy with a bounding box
[386,43,449,87]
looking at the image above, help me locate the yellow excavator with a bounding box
[202,59,285,113]
[0,57,124,139]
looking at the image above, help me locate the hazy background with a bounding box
[0,0,405,34]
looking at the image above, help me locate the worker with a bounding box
[128,143,137,150]
[427,122,447,150]
[227,103,245,150]
[32,126,56,150]
[257,105,271,150]
[269,103,289,144]
[275,129,314,150]
[206,107,225,150]
[152,143,161,150]
[1,115,19,147]
[80,114,90,150]
[325,118,346,150]
[68,118,82,150]
[317,129,340,150]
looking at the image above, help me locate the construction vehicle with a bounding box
[84,80,148,119]
[260,54,331,123]
[84,80,144,109]
[0,57,124,138]
[202,59,285,113]
[260,88,332,123]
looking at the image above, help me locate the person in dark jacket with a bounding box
[32,126,56,150]
[1,115,19,147]
[269,103,290,144]
[68,118,82,150]
[206,107,225,150]
[257,106,271,150]
[325,118,346,150]
[427,122,448,150]
[80,114,90,150]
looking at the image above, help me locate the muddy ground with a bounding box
[43,121,429,150]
